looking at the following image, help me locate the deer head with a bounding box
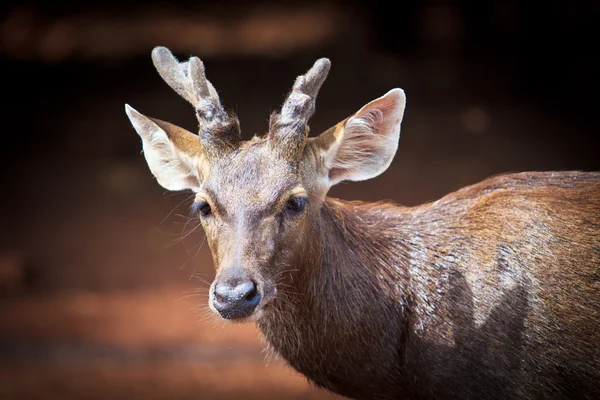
[125,47,406,322]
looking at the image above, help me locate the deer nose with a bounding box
[212,278,261,319]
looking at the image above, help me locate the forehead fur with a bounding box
[201,136,302,212]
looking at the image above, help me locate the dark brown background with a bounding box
[0,1,598,399]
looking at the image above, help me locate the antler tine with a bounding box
[270,58,331,157]
[292,58,331,108]
[151,46,240,156]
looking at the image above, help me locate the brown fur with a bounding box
[259,171,600,399]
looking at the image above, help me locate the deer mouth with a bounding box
[223,308,265,324]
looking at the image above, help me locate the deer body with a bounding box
[126,48,600,399]
[260,171,600,399]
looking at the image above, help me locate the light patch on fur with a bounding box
[408,234,433,334]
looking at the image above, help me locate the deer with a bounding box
[125,47,600,400]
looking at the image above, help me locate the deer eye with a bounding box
[284,197,308,215]
[193,201,212,217]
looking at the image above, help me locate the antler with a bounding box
[269,58,331,158]
[151,46,240,156]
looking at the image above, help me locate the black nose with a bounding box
[212,278,261,319]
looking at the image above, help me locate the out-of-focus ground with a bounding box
[0,1,598,399]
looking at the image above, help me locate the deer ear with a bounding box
[125,104,204,191]
[311,88,406,186]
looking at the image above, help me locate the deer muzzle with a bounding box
[211,266,262,320]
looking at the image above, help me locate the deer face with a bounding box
[126,47,406,322]
[193,143,311,321]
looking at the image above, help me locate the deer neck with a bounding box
[257,198,415,397]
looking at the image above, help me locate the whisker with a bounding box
[192,235,207,258]
[160,193,195,224]
[172,220,202,247]
[190,273,213,287]
[174,292,210,302]
[181,287,210,294]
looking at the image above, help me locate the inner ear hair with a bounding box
[310,88,406,186]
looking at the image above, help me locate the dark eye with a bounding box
[193,201,212,217]
[284,197,308,215]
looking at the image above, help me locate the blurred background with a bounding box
[0,0,598,399]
